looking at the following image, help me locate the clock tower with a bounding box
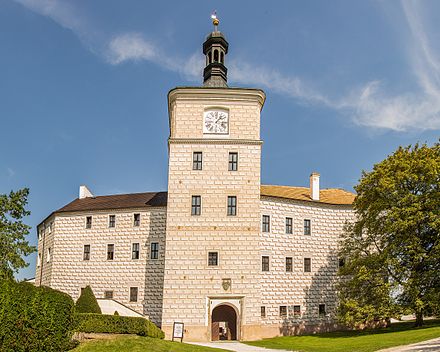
[160,15,266,341]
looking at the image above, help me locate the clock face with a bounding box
[203,110,229,134]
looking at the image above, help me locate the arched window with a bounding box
[220,52,224,64]
[214,49,219,62]
[208,51,212,64]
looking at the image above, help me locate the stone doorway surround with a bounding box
[207,296,243,341]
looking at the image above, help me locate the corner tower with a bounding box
[161,15,266,341]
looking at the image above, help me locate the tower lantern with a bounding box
[203,12,229,87]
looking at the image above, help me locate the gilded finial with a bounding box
[211,11,219,30]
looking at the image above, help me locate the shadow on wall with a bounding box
[280,250,341,336]
[143,208,167,327]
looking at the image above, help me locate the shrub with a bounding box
[74,313,164,339]
[0,279,75,352]
[75,285,101,314]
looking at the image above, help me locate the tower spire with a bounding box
[203,11,228,87]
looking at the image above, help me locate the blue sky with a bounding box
[1,0,439,280]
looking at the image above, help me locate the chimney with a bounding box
[79,185,94,199]
[310,172,320,201]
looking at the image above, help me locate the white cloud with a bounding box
[7,168,15,178]
[107,33,158,65]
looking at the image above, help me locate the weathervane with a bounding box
[211,10,219,31]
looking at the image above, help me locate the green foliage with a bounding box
[338,142,440,327]
[0,188,35,279]
[113,310,119,316]
[0,279,75,352]
[74,313,164,339]
[75,285,102,314]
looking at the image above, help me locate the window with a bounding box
[227,196,237,216]
[286,257,293,272]
[46,248,51,262]
[83,245,90,261]
[262,256,270,272]
[262,215,270,232]
[38,229,43,240]
[339,258,345,268]
[193,152,203,170]
[129,287,138,302]
[109,215,116,228]
[133,213,140,227]
[279,306,287,318]
[86,216,92,229]
[304,219,311,235]
[48,223,52,233]
[228,152,238,171]
[132,243,140,260]
[286,217,293,234]
[150,242,159,260]
[293,305,301,316]
[208,252,218,266]
[107,244,114,260]
[319,304,326,317]
[104,290,114,299]
[37,253,41,267]
[304,258,311,272]
[261,306,266,318]
[191,195,201,215]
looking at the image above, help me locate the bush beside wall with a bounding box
[74,313,164,339]
[0,279,75,352]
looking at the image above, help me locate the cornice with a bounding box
[168,138,263,145]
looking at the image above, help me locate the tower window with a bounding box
[191,195,201,215]
[304,219,311,235]
[86,216,92,229]
[109,215,116,228]
[208,252,218,266]
[262,256,270,272]
[227,196,237,216]
[262,215,270,232]
[107,244,114,260]
[228,152,238,171]
[286,257,293,272]
[132,243,140,260]
[150,242,159,260]
[208,51,212,64]
[133,213,140,226]
[220,52,224,64]
[129,287,138,302]
[214,49,219,62]
[286,217,293,234]
[304,258,311,272]
[193,152,203,170]
[83,245,90,261]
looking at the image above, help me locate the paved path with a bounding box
[189,341,293,352]
[377,337,440,352]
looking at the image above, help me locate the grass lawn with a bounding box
[72,335,231,352]
[245,319,440,352]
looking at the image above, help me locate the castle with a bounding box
[35,17,355,341]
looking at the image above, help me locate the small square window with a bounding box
[107,244,114,260]
[261,306,266,318]
[262,215,270,233]
[133,213,140,227]
[208,252,218,266]
[104,290,114,299]
[193,152,203,170]
[286,217,293,234]
[286,257,293,272]
[339,258,345,268]
[304,219,311,235]
[319,304,326,317]
[86,216,92,229]
[228,152,238,171]
[279,306,287,318]
[304,258,311,272]
[191,196,201,216]
[293,305,301,316]
[262,256,270,272]
[132,243,140,260]
[129,287,138,302]
[109,215,116,228]
[83,245,90,261]
[227,196,237,216]
[150,242,159,260]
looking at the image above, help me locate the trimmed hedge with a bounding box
[75,285,101,314]
[0,279,75,352]
[74,313,164,339]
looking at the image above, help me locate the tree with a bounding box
[75,285,102,314]
[338,142,440,327]
[0,188,35,280]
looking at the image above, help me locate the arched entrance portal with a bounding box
[211,304,237,341]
